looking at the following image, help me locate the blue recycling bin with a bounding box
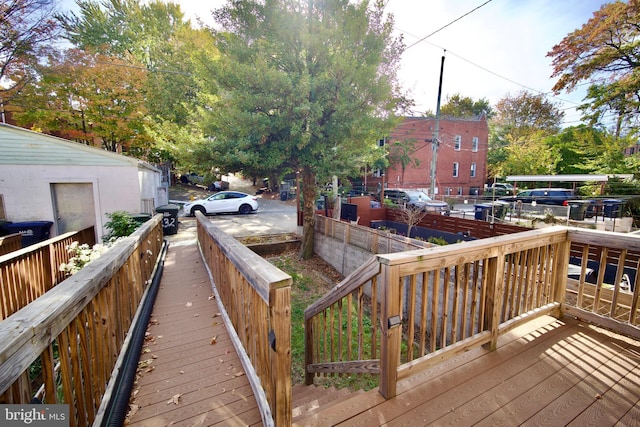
[0,221,53,247]
[603,199,624,218]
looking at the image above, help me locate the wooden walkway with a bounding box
[126,239,261,426]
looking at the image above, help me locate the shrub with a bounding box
[104,211,140,241]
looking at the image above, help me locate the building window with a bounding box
[454,135,461,151]
[378,138,386,147]
[373,169,384,177]
[453,162,459,177]
[457,187,463,195]
[470,162,476,178]
[472,137,478,152]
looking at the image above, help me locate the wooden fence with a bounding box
[196,212,292,427]
[0,226,96,320]
[0,233,22,256]
[0,217,163,427]
[304,225,640,399]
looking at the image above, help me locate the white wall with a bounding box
[0,164,144,238]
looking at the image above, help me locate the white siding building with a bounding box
[0,124,166,241]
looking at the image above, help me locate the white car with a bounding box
[183,191,259,216]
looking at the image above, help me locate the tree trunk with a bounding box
[300,167,316,260]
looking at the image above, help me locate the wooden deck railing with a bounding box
[0,217,163,427]
[196,212,292,427]
[0,233,22,256]
[0,226,96,320]
[304,225,640,399]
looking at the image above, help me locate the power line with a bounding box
[405,0,493,50]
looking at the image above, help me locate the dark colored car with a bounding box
[499,188,576,206]
[378,189,449,213]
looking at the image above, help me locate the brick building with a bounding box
[369,115,488,196]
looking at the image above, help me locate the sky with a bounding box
[61,0,612,126]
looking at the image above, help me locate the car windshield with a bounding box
[406,191,433,202]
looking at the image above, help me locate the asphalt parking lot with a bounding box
[167,176,299,242]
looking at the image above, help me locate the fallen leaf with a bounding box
[213,313,221,318]
[138,359,154,369]
[157,335,163,339]
[151,354,158,359]
[208,294,215,300]
[128,404,140,418]
[210,335,218,345]
[179,370,185,374]
[234,372,245,377]
[167,394,181,405]
[145,366,155,373]
[219,358,224,363]
[185,302,192,307]
[194,314,199,317]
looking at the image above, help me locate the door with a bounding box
[51,183,96,235]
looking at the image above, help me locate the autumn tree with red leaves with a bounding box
[548,1,640,136]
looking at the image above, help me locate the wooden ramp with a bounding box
[126,240,262,426]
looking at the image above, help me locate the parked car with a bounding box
[378,189,449,213]
[499,188,576,206]
[486,182,514,196]
[183,191,259,216]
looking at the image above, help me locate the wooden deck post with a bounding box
[552,240,570,317]
[270,286,292,426]
[379,262,401,399]
[483,250,506,352]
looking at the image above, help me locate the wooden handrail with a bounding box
[196,212,292,427]
[0,216,162,425]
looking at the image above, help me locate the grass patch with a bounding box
[268,252,379,391]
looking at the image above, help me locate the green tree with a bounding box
[1,0,60,104]
[388,138,421,186]
[439,93,493,119]
[488,91,564,178]
[207,0,407,258]
[57,0,218,165]
[548,1,640,135]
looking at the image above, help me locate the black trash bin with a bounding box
[474,204,491,221]
[156,204,179,235]
[280,191,288,201]
[0,221,53,247]
[130,213,152,225]
[568,200,590,221]
[490,201,510,220]
[603,199,624,218]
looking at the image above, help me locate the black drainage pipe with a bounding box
[102,240,168,427]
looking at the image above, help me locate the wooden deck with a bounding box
[294,314,640,426]
[125,230,640,426]
[126,239,262,426]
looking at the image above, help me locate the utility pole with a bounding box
[430,51,446,198]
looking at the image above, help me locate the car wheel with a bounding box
[239,204,252,214]
[190,205,206,216]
